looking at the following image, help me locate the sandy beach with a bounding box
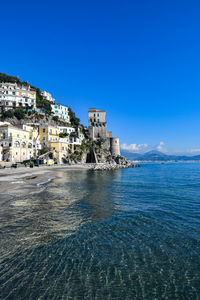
[0,164,93,196]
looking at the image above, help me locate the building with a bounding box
[88,108,107,139]
[42,91,55,103]
[59,126,84,145]
[39,125,59,146]
[51,103,70,122]
[0,124,36,162]
[0,82,36,112]
[49,138,69,163]
[58,126,75,135]
[17,124,41,157]
[88,108,120,157]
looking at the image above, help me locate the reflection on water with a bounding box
[0,165,200,299]
[0,170,121,260]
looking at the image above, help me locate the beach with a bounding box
[0,164,93,196]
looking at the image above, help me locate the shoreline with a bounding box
[0,164,93,196]
[0,162,139,196]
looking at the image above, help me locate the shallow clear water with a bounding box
[0,163,200,299]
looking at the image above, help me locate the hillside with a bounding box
[121,150,200,162]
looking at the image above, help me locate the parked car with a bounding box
[11,164,17,168]
[47,159,54,166]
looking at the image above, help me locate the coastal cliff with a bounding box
[0,72,134,169]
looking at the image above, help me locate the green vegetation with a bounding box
[35,88,52,114]
[40,147,49,155]
[52,116,59,122]
[106,155,112,162]
[69,131,77,138]
[59,132,69,138]
[68,108,80,126]
[13,108,25,120]
[1,108,26,120]
[0,72,30,87]
[1,110,14,119]
[0,72,21,84]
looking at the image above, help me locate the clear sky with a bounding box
[1,0,200,154]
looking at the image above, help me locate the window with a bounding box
[97,119,100,123]
[43,129,45,133]
[50,129,52,134]
[94,113,95,117]
[43,136,45,141]
[62,147,64,150]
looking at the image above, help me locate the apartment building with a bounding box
[0,124,35,162]
[42,91,55,103]
[39,125,59,146]
[51,104,70,122]
[0,82,36,111]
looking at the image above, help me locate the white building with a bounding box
[0,82,36,111]
[51,104,70,122]
[58,126,75,135]
[42,91,55,103]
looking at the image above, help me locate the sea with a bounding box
[0,163,200,299]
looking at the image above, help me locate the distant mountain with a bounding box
[121,150,200,162]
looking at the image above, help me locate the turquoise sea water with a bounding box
[0,163,200,299]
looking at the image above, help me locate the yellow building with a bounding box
[0,124,35,162]
[49,138,69,163]
[39,125,59,145]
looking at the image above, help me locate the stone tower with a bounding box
[88,108,120,157]
[88,108,107,139]
[110,137,120,157]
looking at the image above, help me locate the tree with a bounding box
[36,88,52,115]
[53,116,59,122]
[0,72,20,84]
[2,109,14,119]
[68,108,80,126]
[14,108,25,120]
[59,132,69,138]
[69,132,77,138]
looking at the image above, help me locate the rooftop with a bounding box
[88,108,105,112]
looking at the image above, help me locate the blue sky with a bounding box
[1,0,200,154]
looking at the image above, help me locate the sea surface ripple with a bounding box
[0,163,200,299]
